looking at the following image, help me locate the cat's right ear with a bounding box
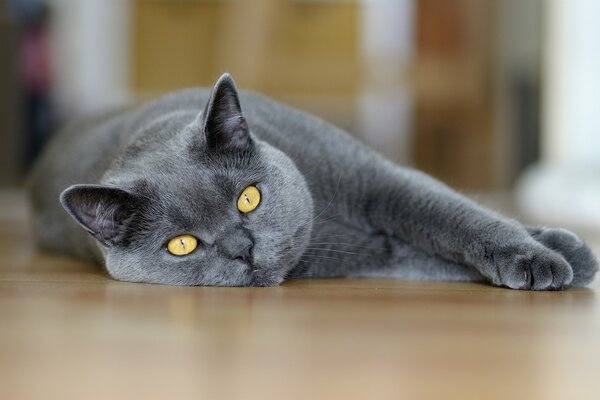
[60,184,142,247]
[201,73,251,151]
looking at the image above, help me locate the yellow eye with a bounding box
[237,185,261,213]
[167,234,198,256]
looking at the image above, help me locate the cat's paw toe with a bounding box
[496,245,573,290]
[528,228,598,287]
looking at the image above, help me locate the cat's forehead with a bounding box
[134,171,238,233]
[142,153,265,205]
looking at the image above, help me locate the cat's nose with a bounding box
[234,243,253,265]
[220,231,254,265]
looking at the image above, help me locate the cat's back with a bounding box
[28,108,133,203]
[27,109,131,259]
[28,88,212,197]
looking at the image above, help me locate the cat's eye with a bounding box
[167,234,198,256]
[237,185,261,213]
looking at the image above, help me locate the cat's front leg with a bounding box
[361,166,597,289]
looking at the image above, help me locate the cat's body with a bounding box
[28,74,598,288]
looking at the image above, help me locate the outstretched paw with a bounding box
[527,227,599,287]
[490,241,574,290]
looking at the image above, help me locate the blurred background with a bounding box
[1,0,599,230]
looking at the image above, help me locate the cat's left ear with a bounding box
[202,73,251,150]
[60,184,143,247]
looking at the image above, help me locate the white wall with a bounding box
[517,0,600,230]
[48,0,132,118]
[543,0,600,165]
[358,0,415,164]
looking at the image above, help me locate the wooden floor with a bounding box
[1,190,599,400]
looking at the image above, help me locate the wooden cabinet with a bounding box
[132,0,361,97]
[413,0,497,190]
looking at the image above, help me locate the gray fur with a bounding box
[27,74,598,289]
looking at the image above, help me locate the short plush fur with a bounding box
[27,74,598,289]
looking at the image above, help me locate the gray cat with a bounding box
[27,74,598,289]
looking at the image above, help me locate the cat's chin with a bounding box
[247,265,287,287]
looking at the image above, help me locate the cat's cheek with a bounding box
[103,252,149,284]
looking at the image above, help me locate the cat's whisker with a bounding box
[304,248,369,256]
[309,233,353,238]
[308,235,357,242]
[299,253,342,261]
[308,242,388,250]
[288,261,314,278]
[309,173,343,224]
[311,216,343,225]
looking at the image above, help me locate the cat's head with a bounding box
[60,74,314,286]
